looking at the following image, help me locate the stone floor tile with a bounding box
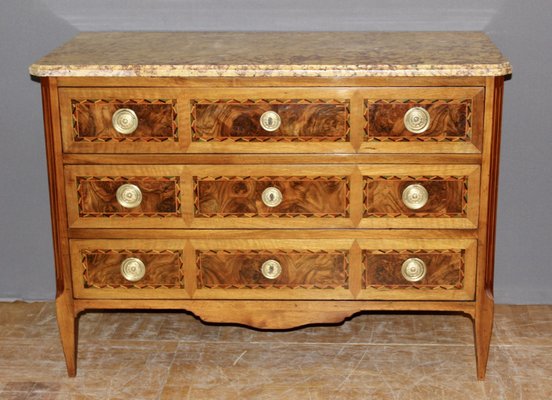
[159,385,192,400]
[493,304,552,346]
[1,302,552,399]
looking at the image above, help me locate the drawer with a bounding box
[361,87,484,153]
[59,88,183,153]
[70,239,187,299]
[360,165,480,229]
[65,165,356,229]
[186,88,354,153]
[358,239,477,301]
[190,165,354,228]
[192,238,354,300]
[65,165,185,229]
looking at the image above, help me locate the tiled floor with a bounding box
[0,303,551,399]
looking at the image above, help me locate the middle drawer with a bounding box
[65,164,479,229]
[65,165,355,229]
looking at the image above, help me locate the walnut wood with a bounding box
[35,43,507,378]
[73,299,476,328]
[195,176,349,217]
[42,78,77,376]
[77,176,180,217]
[473,76,504,380]
[366,101,469,140]
[70,239,189,299]
[358,164,480,229]
[359,87,485,154]
[192,100,349,142]
[364,176,466,217]
[62,153,483,165]
[363,250,464,288]
[197,250,348,289]
[69,228,480,240]
[357,238,476,301]
[72,98,176,141]
[59,88,186,154]
[83,250,183,288]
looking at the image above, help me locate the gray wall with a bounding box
[1,0,550,303]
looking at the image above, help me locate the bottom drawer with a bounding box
[358,239,477,301]
[192,239,353,300]
[70,238,354,300]
[70,237,476,301]
[70,239,187,299]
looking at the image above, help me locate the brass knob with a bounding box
[402,184,429,210]
[404,107,430,134]
[116,184,143,208]
[259,111,281,132]
[261,259,282,280]
[261,187,283,207]
[401,257,427,282]
[112,108,139,135]
[120,257,146,282]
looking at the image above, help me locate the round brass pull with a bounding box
[116,184,143,209]
[120,257,146,282]
[404,107,430,134]
[402,184,429,210]
[112,108,139,135]
[401,257,427,282]
[259,111,281,132]
[261,259,282,280]
[261,186,283,207]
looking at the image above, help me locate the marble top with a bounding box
[29,31,511,78]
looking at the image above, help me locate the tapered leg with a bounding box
[474,290,494,380]
[56,294,78,377]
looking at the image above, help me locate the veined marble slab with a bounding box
[29,31,511,78]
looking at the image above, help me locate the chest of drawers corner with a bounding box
[30,31,510,379]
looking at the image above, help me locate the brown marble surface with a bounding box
[29,32,512,78]
[1,302,551,399]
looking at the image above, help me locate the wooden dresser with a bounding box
[30,32,511,379]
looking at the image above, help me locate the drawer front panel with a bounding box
[358,239,476,300]
[186,88,354,153]
[361,87,484,153]
[72,99,176,141]
[192,99,349,142]
[188,165,355,229]
[197,250,348,289]
[359,165,480,229]
[192,238,355,300]
[77,176,180,217]
[70,239,187,299]
[195,176,348,217]
[65,165,186,228]
[364,251,463,288]
[59,88,183,153]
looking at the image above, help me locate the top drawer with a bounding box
[186,88,354,154]
[59,87,354,154]
[59,86,483,154]
[59,88,183,153]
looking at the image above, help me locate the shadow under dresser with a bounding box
[29,31,511,379]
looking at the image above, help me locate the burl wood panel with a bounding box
[195,176,349,217]
[364,176,467,218]
[72,98,177,142]
[363,249,465,289]
[365,99,471,142]
[77,176,180,217]
[82,249,184,288]
[191,99,349,142]
[197,250,349,289]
